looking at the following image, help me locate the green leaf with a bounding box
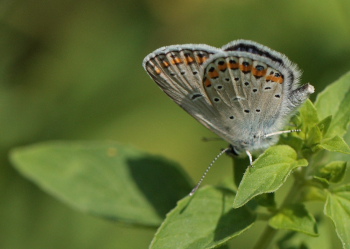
[305,125,322,149]
[316,161,347,183]
[315,71,350,138]
[324,184,350,249]
[233,157,250,187]
[276,219,334,249]
[10,141,192,227]
[317,115,333,136]
[319,135,350,154]
[233,145,308,208]
[312,176,330,188]
[269,204,318,236]
[255,193,276,208]
[150,186,256,249]
[277,232,310,249]
[279,135,304,153]
[298,99,319,131]
[300,185,327,202]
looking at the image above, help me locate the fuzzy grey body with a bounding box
[143,40,314,155]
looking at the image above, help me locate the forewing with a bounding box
[143,44,233,135]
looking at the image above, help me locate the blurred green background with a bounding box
[0,0,349,248]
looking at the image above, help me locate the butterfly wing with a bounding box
[143,40,314,153]
[143,44,235,137]
[200,51,289,149]
[199,40,314,152]
[222,40,314,114]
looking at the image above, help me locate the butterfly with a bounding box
[142,40,314,166]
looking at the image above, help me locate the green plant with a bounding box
[9,72,350,249]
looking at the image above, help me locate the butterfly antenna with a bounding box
[189,148,230,196]
[264,129,301,138]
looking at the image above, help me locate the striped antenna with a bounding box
[264,129,301,138]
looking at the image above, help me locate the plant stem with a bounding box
[252,176,305,249]
[252,225,278,249]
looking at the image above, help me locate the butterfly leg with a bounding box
[246,150,253,166]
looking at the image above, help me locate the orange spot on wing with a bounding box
[266,75,284,84]
[229,62,239,69]
[162,61,170,67]
[185,56,195,64]
[155,66,161,75]
[171,57,183,64]
[204,77,212,87]
[239,64,252,73]
[252,68,267,77]
[209,70,219,79]
[274,76,284,84]
[218,63,227,72]
[196,55,207,64]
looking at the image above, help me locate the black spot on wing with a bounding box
[191,94,203,100]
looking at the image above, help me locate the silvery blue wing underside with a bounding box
[143,40,314,154]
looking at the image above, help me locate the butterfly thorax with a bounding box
[226,126,280,155]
